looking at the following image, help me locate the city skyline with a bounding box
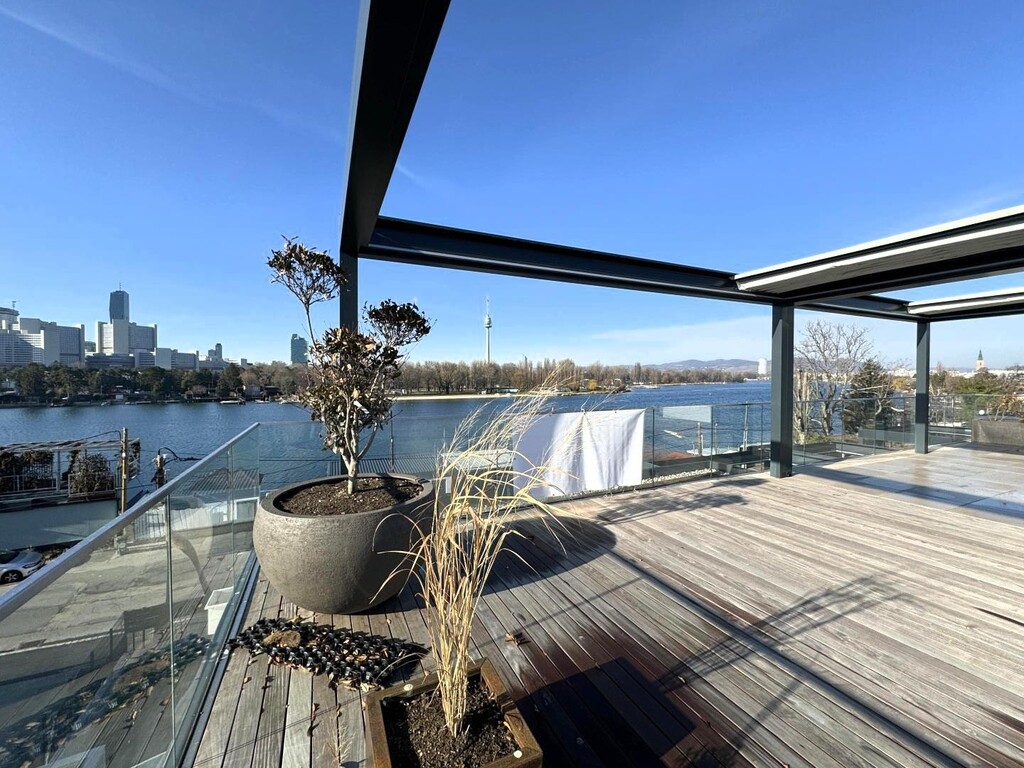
[0,286,246,370]
[4,4,1024,369]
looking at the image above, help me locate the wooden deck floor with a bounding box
[194,444,1024,767]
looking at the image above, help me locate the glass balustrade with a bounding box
[1,389,992,767]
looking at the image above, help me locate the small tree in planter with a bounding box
[268,237,431,495]
[254,238,433,615]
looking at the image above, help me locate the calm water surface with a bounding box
[0,380,772,467]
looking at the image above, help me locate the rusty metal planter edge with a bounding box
[365,658,543,768]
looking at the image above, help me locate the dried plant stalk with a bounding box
[404,371,582,737]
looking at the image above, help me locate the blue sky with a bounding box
[4,1,1024,369]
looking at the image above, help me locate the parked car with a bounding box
[0,549,43,583]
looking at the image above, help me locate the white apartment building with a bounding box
[154,347,199,370]
[95,319,158,356]
[0,308,85,366]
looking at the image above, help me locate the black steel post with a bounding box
[915,321,930,454]
[339,249,358,330]
[770,304,794,478]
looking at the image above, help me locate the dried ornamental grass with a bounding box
[401,376,583,737]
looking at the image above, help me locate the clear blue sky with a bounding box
[4,1,1024,369]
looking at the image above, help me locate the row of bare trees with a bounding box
[792,321,899,442]
[395,358,750,394]
[2,357,750,403]
[791,319,1024,443]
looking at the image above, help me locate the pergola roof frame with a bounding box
[333,0,1024,479]
[365,216,916,321]
[337,0,1024,327]
[735,205,1024,307]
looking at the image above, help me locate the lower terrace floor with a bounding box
[196,443,1024,767]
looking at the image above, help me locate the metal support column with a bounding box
[915,321,930,454]
[339,250,358,330]
[770,304,794,478]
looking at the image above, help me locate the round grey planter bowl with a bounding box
[253,473,434,615]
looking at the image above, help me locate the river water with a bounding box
[0,380,772,479]
[0,382,773,549]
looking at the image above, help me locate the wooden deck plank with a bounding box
[516,536,903,768]
[662,489,1024,673]
[195,444,1024,767]
[326,611,365,767]
[506,524,820,767]
[477,580,652,767]
[250,595,292,768]
[577,508,1024,765]
[470,595,608,767]
[616,513,1024,761]
[625,501,1024,679]
[581,462,1024,765]
[194,575,272,767]
[279,605,311,768]
[505,522,808,768]
[487,538,738,767]
[221,590,284,768]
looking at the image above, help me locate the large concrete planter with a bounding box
[253,474,433,614]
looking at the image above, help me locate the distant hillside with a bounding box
[651,359,762,372]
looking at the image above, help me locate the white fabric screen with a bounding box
[513,409,645,500]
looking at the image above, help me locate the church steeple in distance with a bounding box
[976,349,985,371]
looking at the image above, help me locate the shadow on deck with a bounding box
[196,444,1024,767]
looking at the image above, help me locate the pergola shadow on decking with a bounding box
[196,444,1024,767]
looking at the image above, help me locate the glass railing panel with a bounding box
[647,404,713,479]
[0,507,173,768]
[707,403,770,474]
[258,420,342,486]
[928,392,1024,446]
[0,423,262,768]
[790,395,915,464]
[927,393,1003,445]
[163,426,261,765]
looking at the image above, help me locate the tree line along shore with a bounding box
[0,359,756,406]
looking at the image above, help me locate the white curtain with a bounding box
[513,409,645,500]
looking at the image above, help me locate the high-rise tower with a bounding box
[109,287,129,322]
[291,334,309,365]
[484,298,492,364]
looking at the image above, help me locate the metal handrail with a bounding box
[0,422,261,621]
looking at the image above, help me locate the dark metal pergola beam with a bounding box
[365,216,916,321]
[339,0,451,257]
[337,0,451,326]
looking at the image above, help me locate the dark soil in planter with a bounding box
[276,476,423,515]
[382,677,519,768]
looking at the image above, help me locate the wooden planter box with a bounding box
[365,658,542,768]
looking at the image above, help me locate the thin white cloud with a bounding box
[0,4,207,106]
[580,315,772,364]
[395,162,434,191]
[395,162,461,197]
[894,187,1024,232]
[238,98,345,145]
[0,4,342,144]
[932,188,1024,222]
